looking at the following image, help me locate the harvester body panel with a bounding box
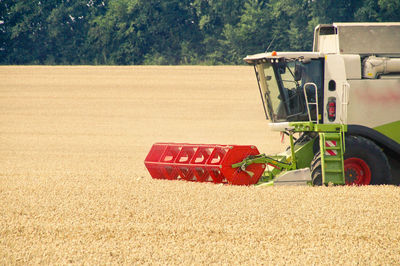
[347,79,400,131]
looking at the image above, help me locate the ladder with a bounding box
[319,131,345,185]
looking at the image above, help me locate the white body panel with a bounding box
[342,54,362,79]
[347,79,400,128]
[273,168,311,186]
[268,122,294,132]
[324,55,400,128]
[324,55,348,124]
[318,35,338,54]
[314,23,400,55]
[316,23,400,128]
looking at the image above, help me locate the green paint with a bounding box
[293,137,315,169]
[232,122,348,185]
[289,132,297,169]
[319,132,345,185]
[232,133,316,184]
[374,120,400,143]
[231,154,293,171]
[289,122,347,133]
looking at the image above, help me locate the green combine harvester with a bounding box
[145,23,400,186]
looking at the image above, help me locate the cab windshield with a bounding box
[255,58,323,122]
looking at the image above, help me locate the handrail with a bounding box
[303,82,319,124]
[341,82,349,124]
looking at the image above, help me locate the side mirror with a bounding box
[294,63,302,81]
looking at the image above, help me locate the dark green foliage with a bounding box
[1,0,399,65]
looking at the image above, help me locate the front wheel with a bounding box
[310,136,391,185]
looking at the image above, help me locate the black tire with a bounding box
[344,136,391,185]
[387,155,400,185]
[312,135,320,155]
[310,136,391,186]
[310,151,322,186]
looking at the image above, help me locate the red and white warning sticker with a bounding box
[325,140,338,156]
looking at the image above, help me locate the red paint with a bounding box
[344,157,372,185]
[355,88,400,104]
[144,143,265,185]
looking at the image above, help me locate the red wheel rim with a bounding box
[344,158,371,185]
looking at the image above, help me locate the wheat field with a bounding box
[1,66,399,264]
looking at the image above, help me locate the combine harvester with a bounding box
[145,23,400,186]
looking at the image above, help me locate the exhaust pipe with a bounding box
[363,56,400,79]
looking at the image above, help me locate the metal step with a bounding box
[324,157,342,162]
[319,131,345,185]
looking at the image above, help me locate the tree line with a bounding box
[1,0,399,65]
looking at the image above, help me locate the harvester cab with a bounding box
[244,52,325,124]
[145,23,400,186]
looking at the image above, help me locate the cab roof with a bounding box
[243,51,323,64]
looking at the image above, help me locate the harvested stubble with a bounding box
[0,66,399,265]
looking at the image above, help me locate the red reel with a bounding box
[144,143,265,185]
